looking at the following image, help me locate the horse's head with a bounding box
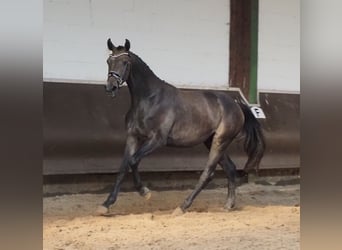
[105,38,132,97]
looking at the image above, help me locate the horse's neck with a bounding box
[127,57,163,105]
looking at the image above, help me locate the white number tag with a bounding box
[250,107,266,119]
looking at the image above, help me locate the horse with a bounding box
[96,38,265,215]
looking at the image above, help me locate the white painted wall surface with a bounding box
[44,0,230,89]
[258,0,300,92]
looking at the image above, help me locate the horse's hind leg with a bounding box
[204,138,237,210]
[220,154,237,210]
[177,135,231,213]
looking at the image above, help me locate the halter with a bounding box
[108,52,130,78]
[107,52,130,96]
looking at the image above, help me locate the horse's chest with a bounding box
[126,113,152,136]
[127,105,169,136]
[127,118,147,134]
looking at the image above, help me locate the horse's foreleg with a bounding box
[121,136,151,199]
[124,133,167,201]
[130,161,151,200]
[96,155,130,215]
[96,136,147,215]
[129,133,166,165]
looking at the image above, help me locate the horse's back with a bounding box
[177,89,240,117]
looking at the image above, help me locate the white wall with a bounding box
[44,0,230,89]
[44,0,300,93]
[258,0,300,92]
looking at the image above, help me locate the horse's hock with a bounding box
[43,82,299,176]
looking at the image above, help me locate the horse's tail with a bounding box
[238,102,266,173]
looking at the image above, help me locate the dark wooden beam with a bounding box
[229,0,252,99]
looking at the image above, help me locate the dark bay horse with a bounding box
[96,39,265,215]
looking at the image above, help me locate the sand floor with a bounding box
[43,181,300,250]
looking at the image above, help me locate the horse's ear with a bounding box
[124,39,130,51]
[107,38,115,51]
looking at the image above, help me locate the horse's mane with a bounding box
[129,52,161,81]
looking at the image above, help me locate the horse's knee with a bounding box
[128,156,138,166]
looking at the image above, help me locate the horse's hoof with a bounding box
[140,187,152,200]
[223,198,236,211]
[144,191,152,200]
[95,205,109,216]
[224,203,236,212]
[224,206,235,212]
[172,207,185,217]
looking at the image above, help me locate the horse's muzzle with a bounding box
[105,84,111,92]
[104,84,118,97]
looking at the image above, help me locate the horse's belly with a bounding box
[167,126,214,147]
